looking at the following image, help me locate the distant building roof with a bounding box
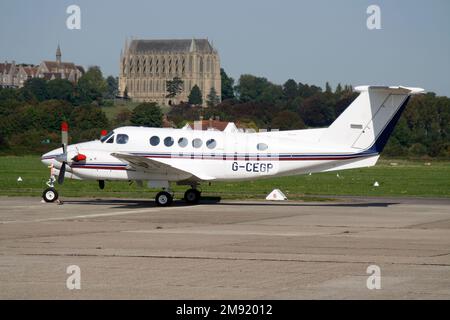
[0,63,13,73]
[189,119,231,131]
[128,39,214,54]
[23,66,38,76]
[42,61,78,69]
[42,72,63,80]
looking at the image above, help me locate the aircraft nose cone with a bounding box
[41,149,62,167]
[41,151,54,167]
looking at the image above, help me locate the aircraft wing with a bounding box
[111,152,215,181]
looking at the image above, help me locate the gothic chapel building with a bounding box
[119,38,221,106]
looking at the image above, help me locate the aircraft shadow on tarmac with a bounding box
[62,198,398,209]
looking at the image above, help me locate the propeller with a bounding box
[57,122,69,185]
[55,122,88,185]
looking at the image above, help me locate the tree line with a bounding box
[167,70,449,158]
[0,67,448,158]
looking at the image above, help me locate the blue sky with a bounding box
[1,0,449,96]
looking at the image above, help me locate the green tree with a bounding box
[22,78,48,102]
[299,94,335,127]
[235,74,269,102]
[220,68,235,100]
[325,82,332,94]
[271,111,305,130]
[130,102,163,127]
[166,77,184,100]
[105,76,118,99]
[298,83,322,98]
[47,79,75,102]
[235,74,283,104]
[188,85,203,105]
[282,79,298,101]
[70,105,109,131]
[206,87,220,107]
[77,66,107,103]
[335,83,343,97]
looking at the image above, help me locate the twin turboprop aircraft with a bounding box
[41,85,424,206]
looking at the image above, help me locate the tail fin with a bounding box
[319,86,424,153]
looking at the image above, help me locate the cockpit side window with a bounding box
[116,134,129,144]
[101,131,114,143]
[106,135,115,144]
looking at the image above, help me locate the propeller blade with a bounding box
[61,122,68,156]
[58,162,66,185]
[61,122,69,146]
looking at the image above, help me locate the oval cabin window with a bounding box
[206,139,217,149]
[178,137,188,148]
[257,143,268,151]
[192,138,203,148]
[150,136,160,146]
[164,137,174,147]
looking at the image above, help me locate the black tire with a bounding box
[184,189,201,204]
[42,187,58,203]
[155,191,173,207]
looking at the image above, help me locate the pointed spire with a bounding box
[124,37,129,54]
[190,38,197,52]
[56,44,62,64]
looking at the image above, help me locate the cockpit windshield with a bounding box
[100,131,114,143]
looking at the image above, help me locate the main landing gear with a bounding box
[154,186,202,207]
[155,191,174,207]
[184,188,201,204]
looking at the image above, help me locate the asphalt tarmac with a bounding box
[0,196,449,299]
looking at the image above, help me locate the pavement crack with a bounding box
[11,252,450,267]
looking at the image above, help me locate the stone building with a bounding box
[36,45,84,82]
[1,45,84,88]
[0,61,38,88]
[119,38,221,106]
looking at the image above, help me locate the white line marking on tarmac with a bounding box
[124,229,321,237]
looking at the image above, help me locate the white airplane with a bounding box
[41,85,424,206]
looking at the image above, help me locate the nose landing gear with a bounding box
[42,165,59,203]
[42,187,59,202]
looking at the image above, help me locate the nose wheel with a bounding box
[42,187,59,203]
[42,164,59,203]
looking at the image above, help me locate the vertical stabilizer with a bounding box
[319,86,424,152]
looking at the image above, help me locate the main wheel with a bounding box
[184,189,201,204]
[155,191,173,207]
[42,187,58,203]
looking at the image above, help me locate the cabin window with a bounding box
[150,136,160,146]
[101,131,114,143]
[257,143,268,151]
[192,138,203,148]
[116,134,129,144]
[164,137,174,147]
[206,139,217,149]
[106,135,115,144]
[178,137,188,148]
